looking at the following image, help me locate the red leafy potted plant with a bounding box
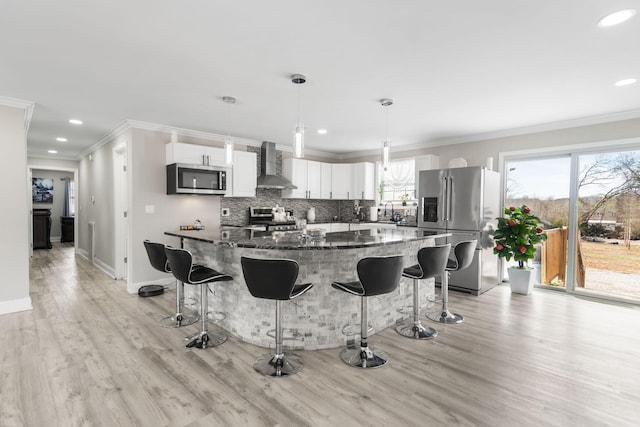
[494,205,547,294]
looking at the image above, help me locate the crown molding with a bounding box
[0,96,35,132]
[337,108,640,159]
[124,120,338,158]
[76,119,339,160]
[77,120,131,159]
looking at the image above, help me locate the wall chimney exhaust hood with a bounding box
[256,141,297,189]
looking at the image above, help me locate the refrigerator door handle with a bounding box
[447,176,453,221]
[442,176,448,221]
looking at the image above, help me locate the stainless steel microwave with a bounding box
[166,163,227,195]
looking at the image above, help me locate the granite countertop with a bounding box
[165,226,449,250]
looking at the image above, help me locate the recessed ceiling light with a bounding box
[597,9,636,27]
[56,137,67,142]
[317,129,328,135]
[69,119,83,125]
[48,150,58,154]
[614,78,637,87]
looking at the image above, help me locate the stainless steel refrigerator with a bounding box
[418,166,501,295]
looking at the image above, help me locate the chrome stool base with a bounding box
[160,313,199,328]
[340,346,388,369]
[254,353,303,377]
[395,321,438,339]
[427,309,464,324]
[185,331,227,349]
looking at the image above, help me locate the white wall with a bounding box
[77,134,119,273]
[129,128,222,291]
[0,104,31,315]
[76,127,223,292]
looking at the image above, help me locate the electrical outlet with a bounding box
[221,208,230,217]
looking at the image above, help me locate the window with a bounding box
[69,180,75,216]
[377,158,416,203]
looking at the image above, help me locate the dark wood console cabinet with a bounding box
[61,216,75,243]
[33,209,52,249]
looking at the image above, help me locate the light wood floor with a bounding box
[2,243,639,426]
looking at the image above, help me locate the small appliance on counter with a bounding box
[248,206,297,231]
[369,206,378,222]
[306,207,316,223]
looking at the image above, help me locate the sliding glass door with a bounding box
[503,146,640,303]
[504,156,571,288]
[575,150,640,301]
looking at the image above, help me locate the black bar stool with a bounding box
[143,240,198,328]
[427,240,477,324]
[332,254,404,369]
[164,246,233,349]
[241,257,313,377]
[396,244,451,339]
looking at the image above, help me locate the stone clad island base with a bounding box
[166,227,449,350]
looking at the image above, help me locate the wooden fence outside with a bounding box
[540,227,585,287]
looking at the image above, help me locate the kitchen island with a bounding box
[165,226,449,350]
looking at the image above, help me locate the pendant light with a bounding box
[222,96,236,165]
[380,98,393,171]
[291,74,306,158]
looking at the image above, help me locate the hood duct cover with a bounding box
[256,142,297,189]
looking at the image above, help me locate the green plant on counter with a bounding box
[378,182,385,200]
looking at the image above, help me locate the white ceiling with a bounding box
[2,0,639,160]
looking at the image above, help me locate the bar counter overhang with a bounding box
[165,226,450,350]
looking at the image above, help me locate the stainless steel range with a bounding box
[248,206,297,231]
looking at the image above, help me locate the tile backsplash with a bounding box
[220,189,375,226]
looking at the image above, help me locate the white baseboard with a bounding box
[77,248,89,260]
[76,250,116,279]
[93,257,115,279]
[0,297,33,316]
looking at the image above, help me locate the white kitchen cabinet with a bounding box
[331,163,352,199]
[165,142,226,167]
[282,158,325,199]
[306,160,322,199]
[320,162,332,199]
[282,158,308,198]
[352,162,375,200]
[227,150,257,197]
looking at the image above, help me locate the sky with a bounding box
[506,151,638,200]
[507,157,572,199]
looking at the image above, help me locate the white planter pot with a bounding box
[508,267,535,295]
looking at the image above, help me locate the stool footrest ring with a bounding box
[341,323,373,337]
